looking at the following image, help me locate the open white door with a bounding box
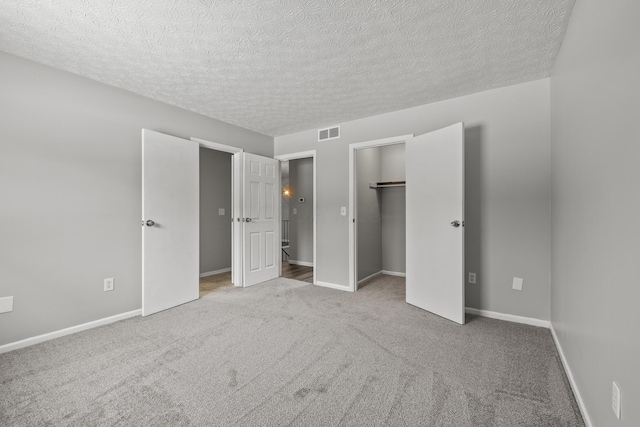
[406,123,465,324]
[142,130,199,316]
[243,153,280,286]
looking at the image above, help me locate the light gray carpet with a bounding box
[1,276,584,426]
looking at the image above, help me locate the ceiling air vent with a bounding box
[318,125,340,142]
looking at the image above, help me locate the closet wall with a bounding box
[356,148,382,281]
[199,148,232,274]
[356,144,405,283]
[380,144,406,275]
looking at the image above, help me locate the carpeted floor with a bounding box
[0,275,584,426]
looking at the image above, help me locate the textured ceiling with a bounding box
[0,0,574,136]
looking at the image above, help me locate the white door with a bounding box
[406,123,465,324]
[243,153,280,286]
[142,129,199,316]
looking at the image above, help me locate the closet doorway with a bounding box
[275,151,317,284]
[198,147,234,297]
[355,143,406,288]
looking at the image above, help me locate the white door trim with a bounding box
[191,137,243,154]
[275,150,317,285]
[348,135,413,292]
[191,137,244,286]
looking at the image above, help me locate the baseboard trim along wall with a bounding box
[0,309,142,354]
[550,324,593,427]
[199,267,231,278]
[315,281,350,292]
[357,271,383,285]
[381,270,406,277]
[288,260,314,267]
[465,307,550,328]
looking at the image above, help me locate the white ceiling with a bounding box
[0,0,574,137]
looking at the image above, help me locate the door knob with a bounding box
[145,220,155,227]
[245,218,252,223]
[450,220,460,228]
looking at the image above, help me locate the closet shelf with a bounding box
[369,181,406,189]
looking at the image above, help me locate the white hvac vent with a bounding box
[318,125,340,141]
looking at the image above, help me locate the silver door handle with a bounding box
[450,220,460,228]
[245,218,252,223]
[145,220,155,227]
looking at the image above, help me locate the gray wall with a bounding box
[356,147,382,281]
[288,158,313,264]
[199,148,232,274]
[275,78,551,320]
[0,52,272,346]
[380,144,405,182]
[380,144,406,274]
[550,0,640,425]
[380,188,405,274]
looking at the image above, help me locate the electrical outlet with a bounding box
[468,272,476,284]
[104,278,114,292]
[612,381,621,419]
[512,277,523,291]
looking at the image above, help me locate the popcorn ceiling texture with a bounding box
[0,0,574,136]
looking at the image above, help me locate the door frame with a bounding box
[348,135,414,292]
[191,137,244,286]
[274,150,317,285]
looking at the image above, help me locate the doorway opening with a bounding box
[354,143,406,291]
[349,135,413,292]
[198,146,234,297]
[275,151,317,285]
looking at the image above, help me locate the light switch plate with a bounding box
[340,207,347,216]
[512,277,523,291]
[0,296,14,313]
[218,208,225,215]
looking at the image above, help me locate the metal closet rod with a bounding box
[368,181,406,189]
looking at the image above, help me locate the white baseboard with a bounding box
[288,260,314,267]
[550,324,593,427]
[199,267,231,278]
[357,270,382,285]
[465,307,550,328]
[316,281,351,292]
[0,309,141,354]
[381,270,406,277]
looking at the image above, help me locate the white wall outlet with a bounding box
[0,296,14,313]
[468,272,476,284]
[612,381,621,419]
[104,278,114,292]
[512,277,523,291]
[218,208,225,216]
[340,206,347,216]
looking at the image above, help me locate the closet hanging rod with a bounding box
[369,181,406,189]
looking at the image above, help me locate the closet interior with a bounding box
[356,143,406,286]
